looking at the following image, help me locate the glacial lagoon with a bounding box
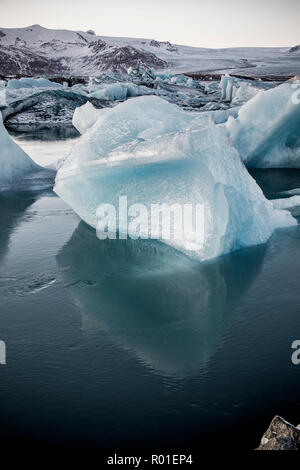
[0,129,299,451]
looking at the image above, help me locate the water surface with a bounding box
[0,133,299,453]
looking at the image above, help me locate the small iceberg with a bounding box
[226,80,300,168]
[272,195,300,210]
[0,114,55,191]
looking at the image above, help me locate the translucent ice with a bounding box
[54,96,296,261]
[272,196,300,210]
[279,188,300,196]
[7,77,62,90]
[219,74,277,106]
[226,81,300,168]
[88,82,153,101]
[0,114,54,190]
[72,101,105,134]
[219,74,238,102]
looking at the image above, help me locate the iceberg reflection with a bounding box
[0,191,40,264]
[57,222,265,376]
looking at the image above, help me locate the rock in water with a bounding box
[256,416,300,450]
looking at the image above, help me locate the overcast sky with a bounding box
[0,0,299,48]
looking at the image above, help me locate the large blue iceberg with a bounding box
[55,96,296,261]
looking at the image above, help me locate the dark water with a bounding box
[0,162,300,453]
[6,124,80,140]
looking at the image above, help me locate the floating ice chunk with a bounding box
[272,196,300,210]
[128,68,200,89]
[0,113,37,183]
[6,77,62,89]
[204,81,219,94]
[231,83,258,106]
[168,75,197,88]
[72,102,106,134]
[219,74,238,102]
[226,81,300,168]
[200,102,224,112]
[88,82,153,101]
[0,114,54,190]
[201,107,239,124]
[279,188,300,196]
[128,67,157,86]
[220,75,276,106]
[54,96,296,261]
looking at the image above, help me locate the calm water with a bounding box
[0,131,300,454]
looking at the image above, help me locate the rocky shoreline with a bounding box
[256,416,300,450]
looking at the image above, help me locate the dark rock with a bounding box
[47,76,89,87]
[0,42,167,77]
[81,45,167,74]
[289,45,300,53]
[0,45,62,76]
[88,39,107,52]
[149,39,177,52]
[3,88,107,127]
[256,415,300,450]
[150,40,160,48]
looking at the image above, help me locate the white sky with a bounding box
[0,0,299,48]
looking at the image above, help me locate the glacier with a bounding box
[226,80,300,168]
[54,96,296,261]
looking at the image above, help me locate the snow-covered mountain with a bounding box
[0,24,299,77]
[0,25,169,76]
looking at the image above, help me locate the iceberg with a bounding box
[72,101,105,134]
[219,74,278,106]
[219,74,239,102]
[3,85,89,127]
[0,114,54,190]
[279,188,300,196]
[88,82,153,101]
[272,196,300,210]
[6,77,62,90]
[226,81,300,168]
[128,68,200,89]
[54,96,296,261]
[231,82,258,106]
